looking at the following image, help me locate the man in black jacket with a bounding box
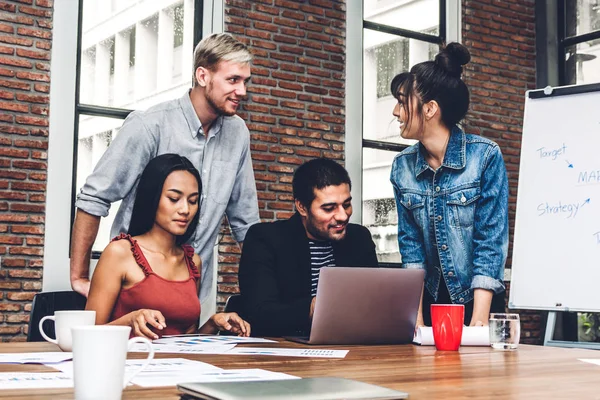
[238,158,378,337]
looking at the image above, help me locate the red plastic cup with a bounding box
[431,304,464,351]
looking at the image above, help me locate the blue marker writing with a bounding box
[537,143,567,160]
[537,198,590,219]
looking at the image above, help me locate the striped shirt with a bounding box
[309,240,336,296]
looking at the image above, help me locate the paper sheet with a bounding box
[0,352,73,364]
[0,372,73,389]
[413,326,490,346]
[47,358,222,377]
[134,369,298,387]
[46,359,297,388]
[129,343,237,354]
[153,335,275,346]
[224,347,349,358]
[579,359,600,366]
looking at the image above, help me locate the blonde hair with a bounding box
[192,33,252,86]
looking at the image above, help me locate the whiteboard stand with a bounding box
[543,311,600,350]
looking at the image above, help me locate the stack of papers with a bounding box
[0,373,73,389]
[225,347,349,358]
[46,358,297,387]
[413,326,490,346]
[0,352,73,364]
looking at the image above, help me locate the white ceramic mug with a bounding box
[71,325,154,400]
[39,310,96,352]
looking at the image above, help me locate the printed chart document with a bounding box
[153,335,276,346]
[129,343,237,354]
[413,326,490,346]
[47,357,222,377]
[48,358,223,388]
[0,352,73,364]
[0,372,72,389]
[225,347,349,358]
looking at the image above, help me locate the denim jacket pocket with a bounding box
[447,187,480,228]
[399,192,426,227]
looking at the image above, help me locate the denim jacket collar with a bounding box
[415,126,467,177]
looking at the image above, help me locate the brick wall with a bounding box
[0,0,52,342]
[216,0,346,305]
[462,0,543,344]
[0,0,545,343]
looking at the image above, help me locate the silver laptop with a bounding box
[178,377,408,400]
[286,267,424,345]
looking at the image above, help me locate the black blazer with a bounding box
[238,213,378,337]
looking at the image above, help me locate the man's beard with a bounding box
[305,213,348,242]
[206,81,236,117]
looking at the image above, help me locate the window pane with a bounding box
[364,0,439,35]
[79,0,193,108]
[565,41,600,85]
[362,148,401,263]
[76,115,126,253]
[565,0,600,37]
[363,29,436,145]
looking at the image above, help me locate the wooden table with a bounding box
[1,340,599,399]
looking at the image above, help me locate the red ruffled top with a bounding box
[109,234,201,337]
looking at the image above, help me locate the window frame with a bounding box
[557,0,600,85]
[43,0,222,292]
[346,0,460,268]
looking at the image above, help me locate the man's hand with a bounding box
[71,277,91,298]
[70,210,101,298]
[205,313,251,337]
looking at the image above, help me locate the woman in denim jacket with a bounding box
[389,43,508,327]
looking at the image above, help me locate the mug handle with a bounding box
[38,316,58,345]
[123,337,154,388]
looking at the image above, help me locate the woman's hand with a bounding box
[205,312,251,337]
[127,309,166,339]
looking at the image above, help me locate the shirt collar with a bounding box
[414,126,466,177]
[180,90,224,139]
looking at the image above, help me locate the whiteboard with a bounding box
[509,84,600,312]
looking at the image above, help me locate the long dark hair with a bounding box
[390,42,471,133]
[128,154,202,245]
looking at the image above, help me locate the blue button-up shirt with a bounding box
[75,90,260,305]
[390,126,508,304]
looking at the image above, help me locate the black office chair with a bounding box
[224,294,243,314]
[27,291,87,342]
[220,294,246,336]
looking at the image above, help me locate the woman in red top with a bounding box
[86,154,250,339]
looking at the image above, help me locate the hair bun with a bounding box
[435,42,471,78]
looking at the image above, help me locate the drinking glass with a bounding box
[489,313,520,350]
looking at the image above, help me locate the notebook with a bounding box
[177,377,409,400]
[286,267,424,345]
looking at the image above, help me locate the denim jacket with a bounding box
[390,126,508,305]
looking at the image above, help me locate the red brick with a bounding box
[0,304,21,312]
[2,258,26,267]
[10,203,44,213]
[7,291,37,301]
[18,5,52,18]
[15,115,48,126]
[0,236,23,245]
[16,71,49,82]
[0,148,28,158]
[0,56,32,68]
[12,160,46,169]
[0,13,34,26]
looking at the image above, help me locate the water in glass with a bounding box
[489,313,520,350]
